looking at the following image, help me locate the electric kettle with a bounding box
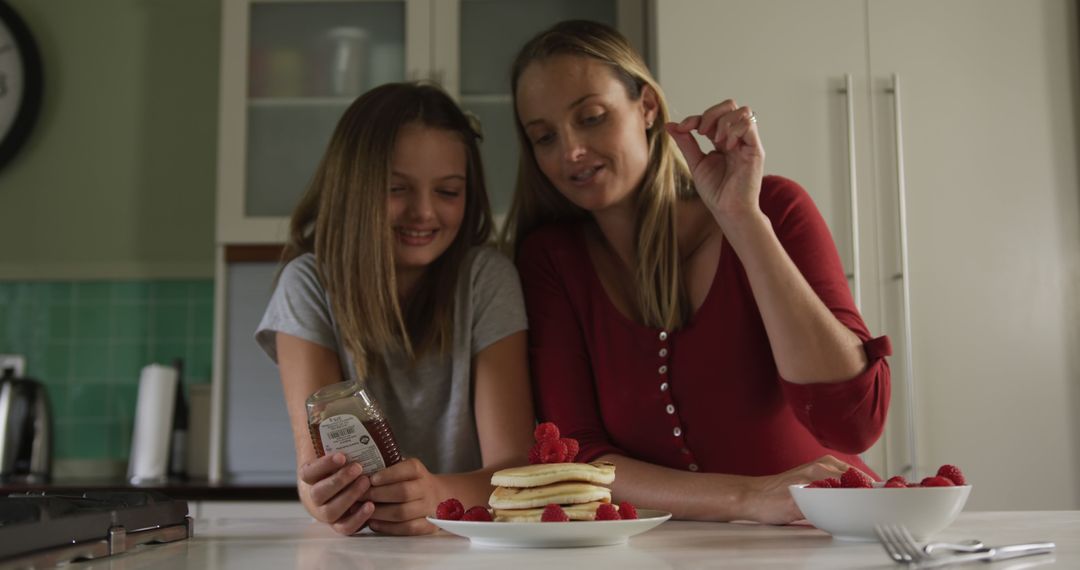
[0,366,53,482]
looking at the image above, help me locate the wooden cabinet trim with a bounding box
[225,244,285,263]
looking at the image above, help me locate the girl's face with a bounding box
[387,124,468,282]
[515,55,657,215]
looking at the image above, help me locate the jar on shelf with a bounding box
[324,26,368,97]
[306,379,402,475]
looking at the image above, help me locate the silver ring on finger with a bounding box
[749,111,757,124]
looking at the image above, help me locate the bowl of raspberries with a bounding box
[789,464,971,541]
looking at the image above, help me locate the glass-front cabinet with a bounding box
[215,0,645,244]
[442,0,645,220]
[217,0,419,244]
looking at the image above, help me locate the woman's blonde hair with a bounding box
[283,82,492,379]
[501,20,696,330]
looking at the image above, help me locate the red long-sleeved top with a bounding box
[517,176,891,478]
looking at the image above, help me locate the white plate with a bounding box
[427,509,671,548]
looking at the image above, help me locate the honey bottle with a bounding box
[306,379,402,474]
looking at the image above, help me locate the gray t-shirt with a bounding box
[255,246,527,474]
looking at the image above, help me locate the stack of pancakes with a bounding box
[488,461,616,522]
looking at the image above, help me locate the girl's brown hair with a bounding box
[501,20,696,331]
[283,82,492,378]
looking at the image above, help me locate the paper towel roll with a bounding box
[127,364,178,484]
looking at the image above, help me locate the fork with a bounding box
[923,539,984,555]
[874,524,1056,568]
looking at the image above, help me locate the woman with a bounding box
[503,21,892,524]
[257,83,534,535]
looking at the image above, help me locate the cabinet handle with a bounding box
[888,72,919,480]
[840,73,862,311]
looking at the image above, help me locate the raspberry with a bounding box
[884,476,908,488]
[436,498,465,520]
[538,438,568,464]
[840,467,873,488]
[541,504,569,522]
[534,422,560,442]
[461,506,493,522]
[561,438,580,462]
[936,464,967,486]
[618,501,638,520]
[528,444,542,465]
[595,503,621,520]
[920,476,955,487]
[807,477,839,488]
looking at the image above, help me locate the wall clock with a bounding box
[0,1,42,172]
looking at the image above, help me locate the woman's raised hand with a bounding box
[297,452,375,535]
[666,100,765,229]
[363,458,444,535]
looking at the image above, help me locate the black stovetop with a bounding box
[0,490,190,562]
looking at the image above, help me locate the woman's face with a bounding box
[515,55,657,215]
[387,123,467,281]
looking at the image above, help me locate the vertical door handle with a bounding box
[840,73,862,311]
[888,73,919,480]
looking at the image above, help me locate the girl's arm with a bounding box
[364,331,535,534]
[422,330,535,505]
[277,332,375,535]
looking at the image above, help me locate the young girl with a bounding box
[504,21,892,524]
[257,83,534,536]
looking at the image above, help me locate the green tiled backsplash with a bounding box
[0,280,213,461]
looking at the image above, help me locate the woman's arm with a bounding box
[277,332,375,534]
[601,452,850,524]
[721,204,868,383]
[667,101,870,383]
[669,102,890,452]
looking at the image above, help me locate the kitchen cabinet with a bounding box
[442,0,646,219]
[210,0,648,483]
[215,0,647,245]
[215,257,296,484]
[216,0,415,245]
[656,0,1080,510]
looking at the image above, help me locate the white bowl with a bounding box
[789,483,972,541]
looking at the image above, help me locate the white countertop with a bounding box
[71,511,1080,569]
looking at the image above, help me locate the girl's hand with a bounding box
[364,458,443,535]
[666,100,765,229]
[741,455,853,525]
[297,452,375,535]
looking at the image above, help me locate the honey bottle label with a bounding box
[318,414,387,474]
